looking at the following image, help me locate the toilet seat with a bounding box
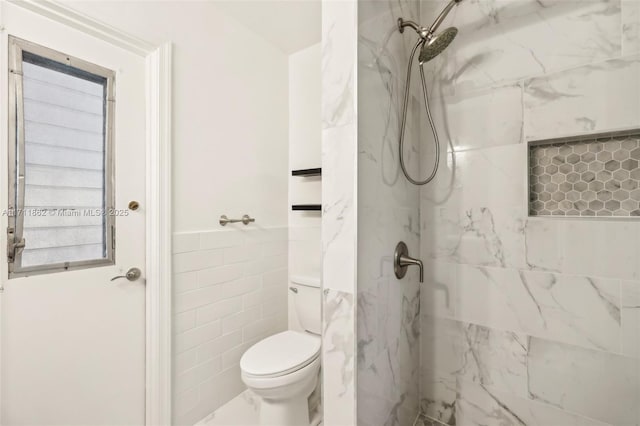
[241,330,321,378]
[241,356,320,395]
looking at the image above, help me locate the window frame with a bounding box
[8,36,116,278]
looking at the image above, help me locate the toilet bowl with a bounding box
[241,330,321,426]
[240,276,322,426]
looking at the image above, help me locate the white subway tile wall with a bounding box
[171,227,288,425]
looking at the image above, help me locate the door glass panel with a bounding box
[9,37,115,275]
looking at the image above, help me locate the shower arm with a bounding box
[398,0,462,40]
[428,0,463,34]
[397,19,429,39]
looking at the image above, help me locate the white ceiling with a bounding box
[213,0,321,54]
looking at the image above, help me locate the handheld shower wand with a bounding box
[397,0,462,185]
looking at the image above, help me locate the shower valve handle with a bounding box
[394,242,424,283]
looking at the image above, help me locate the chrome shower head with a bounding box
[419,27,458,63]
[397,0,462,63]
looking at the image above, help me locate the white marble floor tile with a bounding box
[198,390,259,426]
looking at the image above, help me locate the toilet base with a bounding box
[259,395,309,426]
[242,352,320,426]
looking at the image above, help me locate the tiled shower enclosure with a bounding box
[331,0,640,424]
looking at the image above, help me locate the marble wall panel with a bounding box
[419,140,640,281]
[357,0,422,424]
[421,260,457,319]
[421,0,623,95]
[524,56,640,141]
[322,289,356,426]
[419,319,617,426]
[421,83,524,152]
[623,0,640,55]
[418,2,640,425]
[528,337,640,425]
[322,124,358,296]
[524,219,640,280]
[420,316,529,398]
[621,280,640,358]
[455,379,611,426]
[321,1,358,424]
[455,266,622,353]
[421,143,528,269]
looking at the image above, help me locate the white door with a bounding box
[0,3,146,425]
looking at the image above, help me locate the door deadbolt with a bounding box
[128,201,140,211]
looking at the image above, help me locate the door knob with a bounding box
[394,241,424,283]
[111,267,142,282]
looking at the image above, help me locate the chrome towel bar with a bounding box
[219,214,255,226]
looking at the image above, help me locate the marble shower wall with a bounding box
[357,0,422,425]
[321,1,358,425]
[418,0,640,425]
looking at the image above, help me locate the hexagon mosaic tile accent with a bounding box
[529,134,640,217]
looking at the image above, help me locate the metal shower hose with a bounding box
[398,38,441,186]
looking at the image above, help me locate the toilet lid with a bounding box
[241,331,321,377]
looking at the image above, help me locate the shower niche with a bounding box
[528,129,640,217]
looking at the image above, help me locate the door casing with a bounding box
[0,1,172,423]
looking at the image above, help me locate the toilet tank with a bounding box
[290,275,321,335]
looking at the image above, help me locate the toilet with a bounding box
[240,276,321,426]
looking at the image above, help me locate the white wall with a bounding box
[63,1,290,233]
[287,44,322,331]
